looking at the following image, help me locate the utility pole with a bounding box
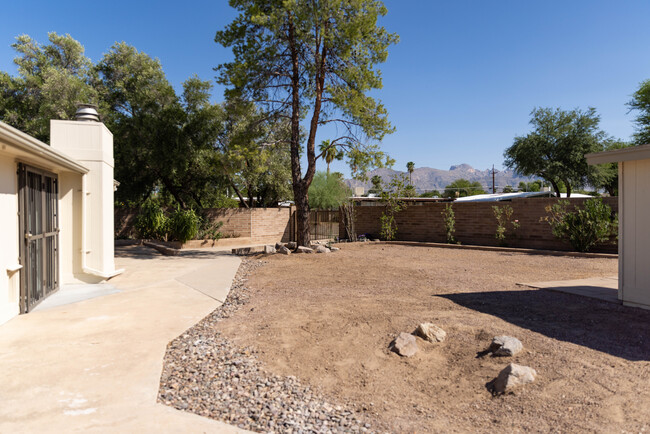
[492,165,496,194]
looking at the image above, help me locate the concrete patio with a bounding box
[519,275,619,304]
[0,245,248,433]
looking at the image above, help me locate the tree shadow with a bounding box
[438,289,650,361]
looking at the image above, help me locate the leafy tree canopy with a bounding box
[504,107,614,197]
[443,179,486,198]
[308,171,351,210]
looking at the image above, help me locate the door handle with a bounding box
[25,232,32,239]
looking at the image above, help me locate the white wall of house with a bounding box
[0,152,20,324]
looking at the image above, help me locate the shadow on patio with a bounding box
[438,288,650,361]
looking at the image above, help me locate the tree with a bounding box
[216,0,398,247]
[0,33,98,142]
[629,79,650,145]
[593,139,631,196]
[518,180,542,192]
[406,161,415,185]
[502,185,515,193]
[504,107,610,197]
[308,171,351,209]
[420,190,441,198]
[369,175,383,195]
[319,140,344,174]
[443,179,486,198]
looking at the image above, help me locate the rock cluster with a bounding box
[158,259,374,432]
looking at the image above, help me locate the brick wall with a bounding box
[115,207,293,244]
[344,198,618,253]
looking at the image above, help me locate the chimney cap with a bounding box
[75,103,101,122]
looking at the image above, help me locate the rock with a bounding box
[296,246,314,254]
[275,242,285,250]
[264,245,276,254]
[277,245,291,255]
[490,363,537,395]
[287,241,297,249]
[414,323,446,343]
[315,245,331,254]
[488,336,523,357]
[330,246,340,251]
[391,332,418,357]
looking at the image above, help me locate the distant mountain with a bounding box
[346,165,536,194]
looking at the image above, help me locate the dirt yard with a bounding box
[212,243,650,432]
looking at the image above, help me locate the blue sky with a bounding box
[2,1,650,177]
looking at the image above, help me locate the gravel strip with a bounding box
[158,259,377,433]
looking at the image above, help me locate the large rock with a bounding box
[275,242,285,250]
[414,323,446,343]
[315,245,331,254]
[490,363,537,395]
[330,246,340,252]
[287,241,297,249]
[264,245,276,254]
[295,246,314,254]
[391,332,418,357]
[277,245,291,255]
[488,336,523,357]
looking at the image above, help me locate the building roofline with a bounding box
[0,121,88,174]
[586,144,650,165]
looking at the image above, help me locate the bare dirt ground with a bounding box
[214,243,650,433]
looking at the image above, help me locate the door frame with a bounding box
[18,163,60,313]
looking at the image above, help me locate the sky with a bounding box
[2,0,650,177]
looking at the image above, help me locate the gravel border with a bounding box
[158,258,379,433]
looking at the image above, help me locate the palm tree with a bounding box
[319,140,344,174]
[406,161,415,185]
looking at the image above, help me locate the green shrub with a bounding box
[197,218,224,241]
[167,208,200,243]
[442,204,457,244]
[135,199,168,240]
[544,198,618,252]
[493,204,520,246]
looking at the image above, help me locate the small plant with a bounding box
[543,198,617,252]
[493,204,520,245]
[379,175,408,241]
[135,198,168,240]
[197,219,224,241]
[167,207,200,243]
[441,204,457,244]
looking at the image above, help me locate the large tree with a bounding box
[629,79,650,145]
[443,179,485,198]
[504,107,610,197]
[216,0,398,247]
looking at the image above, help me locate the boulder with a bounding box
[277,245,291,255]
[264,245,276,254]
[330,246,340,252]
[296,246,314,254]
[287,241,297,249]
[490,363,537,395]
[488,336,523,357]
[414,323,446,343]
[315,245,331,254]
[275,242,285,250]
[391,332,418,357]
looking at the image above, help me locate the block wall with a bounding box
[344,197,618,253]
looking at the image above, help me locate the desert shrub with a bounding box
[442,204,457,244]
[493,204,519,245]
[135,198,168,240]
[167,208,200,243]
[543,198,617,252]
[308,171,352,210]
[379,175,408,240]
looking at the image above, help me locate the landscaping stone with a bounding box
[277,245,291,255]
[315,245,331,254]
[414,323,446,343]
[287,241,297,249]
[490,363,537,395]
[264,245,276,254]
[391,332,418,357]
[488,336,523,357]
[330,246,340,251]
[275,242,285,250]
[296,246,314,254]
[232,246,265,256]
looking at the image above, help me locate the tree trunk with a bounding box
[293,182,310,247]
[564,180,572,198]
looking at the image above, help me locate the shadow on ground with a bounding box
[439,289,650,361]
[115,245,234,260]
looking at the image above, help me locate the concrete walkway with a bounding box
[0,245,247,433]
[519,275,620,304]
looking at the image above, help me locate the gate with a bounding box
[18,164,59,313]
[309,210,339,241]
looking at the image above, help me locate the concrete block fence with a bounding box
[342,197,618,253]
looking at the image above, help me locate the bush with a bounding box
[135,199,168,240]
[167,208,200,243]
[544,198,618,252]
[493,204,519,246]
[308,171,352,210]
[442,204,456,244]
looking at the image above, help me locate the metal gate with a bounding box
[309,210,339,241]
[18,164,59,313]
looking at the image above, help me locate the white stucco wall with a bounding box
[620,159,650,308]
[0,153,20,324]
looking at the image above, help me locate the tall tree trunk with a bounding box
[564,180,572,198]
[293,182,310,247]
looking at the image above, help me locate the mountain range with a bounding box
[345,164,536,194]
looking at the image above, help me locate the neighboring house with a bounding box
[0,107,121,325]
[587,145,650,309]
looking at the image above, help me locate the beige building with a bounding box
[0,108,120,325]
[587,145,650,309]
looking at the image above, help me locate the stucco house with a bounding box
[0,107,120,325]
[586,145,650,309]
